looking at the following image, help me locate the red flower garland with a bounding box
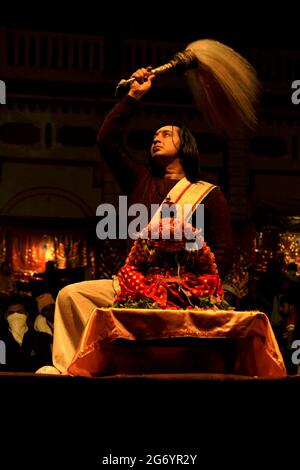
[114,217,224,309]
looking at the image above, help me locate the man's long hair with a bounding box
[149,125,202,183]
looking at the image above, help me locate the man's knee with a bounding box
[57,282,84,303]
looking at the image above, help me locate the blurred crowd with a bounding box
[223,260,300,374]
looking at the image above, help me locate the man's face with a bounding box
[6,303,27,318]
[280,302,290,316]
[41,304,55,323]
[150,126,181,164]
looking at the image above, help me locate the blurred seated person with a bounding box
[279,294,298,374]
[246,264,260,282]
[0,261,16,297]
[34,293,55,337]
[271,276,295,331]
[239,280,270,316]
[258,258,286,310]
[285,263,300,303]
[286,262,298,282]
[0,296,52,372]
[222,283,240,309]
[33,261,60,299]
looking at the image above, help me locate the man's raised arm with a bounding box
[97,67,155,193]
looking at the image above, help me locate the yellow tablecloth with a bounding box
[68,308,286,378]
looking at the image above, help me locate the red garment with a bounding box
[115,217,222,309]
[116,264,223,309]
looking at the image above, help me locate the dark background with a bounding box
[1,3,298,49]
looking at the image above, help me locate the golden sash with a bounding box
[150,177,217,224]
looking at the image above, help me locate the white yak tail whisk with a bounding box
[116,38,260,137]
[185,39,260,136]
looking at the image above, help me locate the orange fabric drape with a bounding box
[68,308,286,378]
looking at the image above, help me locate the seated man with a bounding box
[0,297,52,372]
[34,293,55,337]
[52,67,233,374]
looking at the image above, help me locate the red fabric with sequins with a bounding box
[114,217,224,309]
